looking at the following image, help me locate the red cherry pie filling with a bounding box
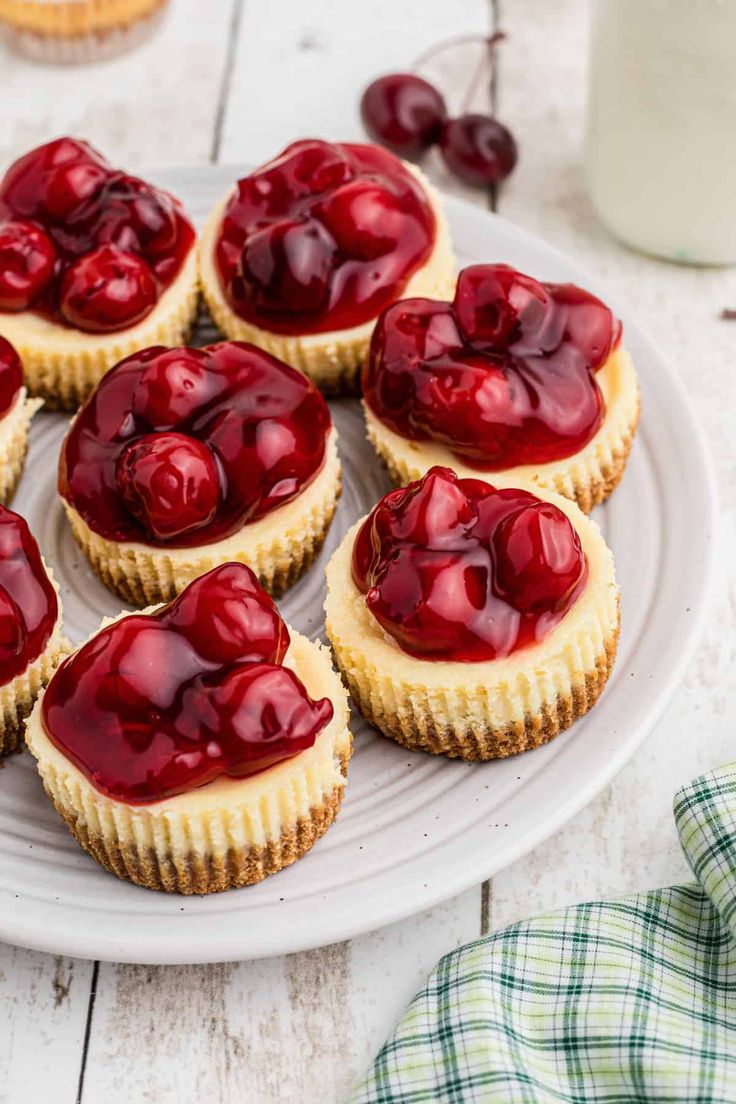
[363,264,639,512]
[199,138,455,393]
[325,466,620,760]
[0,336,40,504]
[0,137,199,407]
[59,341,340,605]
[0,504,67,755]
[26,564,352,893]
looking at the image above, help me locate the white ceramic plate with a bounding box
[0,168,716,964]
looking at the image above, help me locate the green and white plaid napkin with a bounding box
[350,762,736,1103]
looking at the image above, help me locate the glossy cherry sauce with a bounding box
[0,138,194,332]
[352,466,587,661]
[41,564,334,803]
[59,342,332,547]
[0,336,23,419]
[215,139,436,335]
[0,505,58,687]
[363,264,622,468]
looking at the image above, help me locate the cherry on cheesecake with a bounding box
[363,263,622,470]
[40,564,334,803]
[0,137,194,333]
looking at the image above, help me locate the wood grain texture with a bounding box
[0,0,733,1100]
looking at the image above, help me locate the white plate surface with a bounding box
[0,167,716,964]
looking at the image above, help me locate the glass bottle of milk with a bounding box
[585,0,736,264]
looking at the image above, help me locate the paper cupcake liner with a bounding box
[0,0,167,62]
[38,747,350,893]
[198,165,456,396]
[364,351,640,514]
[26,632,353,894]
[0,391,43,506]
[325,504,620,760]
[2,252,199,410]
[0,626,70,757]
[63,437,342,605]
[332,623,619,760]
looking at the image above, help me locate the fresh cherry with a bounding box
[0,336,23,419]
[59,245,156,332]
[439,114,518,186]
[352,467,587,661]
[0,219,56,311]
[133,347,215,430]
[360,73,447,157]
[116,432,221,540]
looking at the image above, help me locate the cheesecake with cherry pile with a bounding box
[0,137,198,408]
[25,564,351,893]
[199,138,455,394]
[0,505,68,756]
[0,336,42,503]
[363,264,639,512]
[325,466,619,759]
[59,341,340,605]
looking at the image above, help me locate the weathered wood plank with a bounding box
[0,0,239,168]
[0,943,92,1104]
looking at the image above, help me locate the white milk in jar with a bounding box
[585,0,736,264]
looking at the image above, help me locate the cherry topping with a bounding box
[439,115,518,186]
[59,245,157,333]
[116,433,221,541]
[0,219,57,311]
[0,505,58,687]
[60,342,332,548]
[0,336,23,419]
[363,264,621,469]
[0,138,195,331]
[215,139,436,335]
[352,467,587,662]
[360,74,447,157]
[132,347,214,430]
[41,564,334,804]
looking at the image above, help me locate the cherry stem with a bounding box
[412,31,506,115]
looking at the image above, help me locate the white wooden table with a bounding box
[0,1,733,1100]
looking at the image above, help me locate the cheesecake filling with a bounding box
[214,138,437,335]
[59,341,333,548]
[363,264,622,469]
[41,564,334,804]
[352,466,588,663]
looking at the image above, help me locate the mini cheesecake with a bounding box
[0,0,168,63]
[0,137,198,409]
[199,138,455,395]
[0,505,68,756]
[25,564,352,894]
[363,264,640,513]
[59,341,341,606]
[325,467,619,760]
[0,336,42,504]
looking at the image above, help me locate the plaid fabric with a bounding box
[350,763,736,1103]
